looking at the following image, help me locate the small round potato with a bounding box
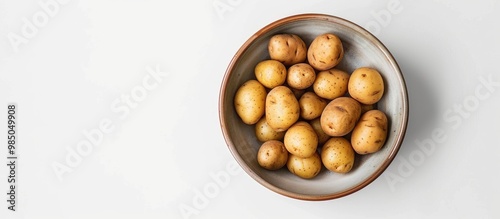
[268,34,307,66]
[309,118,330,145]
[320,97,361,136]
[283,121,318,158]
[265,86,300,132]
[299,91,328,120]
[287,63,316,90]
[254,59,287,89]
[351,109,388,154]
[234,80,267,125]
[287,152,322,179]
[348,67,385,105]
[255,116,285,142]
[307,33,344,71]
[290,86,306,100]
[321,137,355,173]
[312,69,350,100]
[360,103,375,114]
[257,140,289,170]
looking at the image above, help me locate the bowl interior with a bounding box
[219,14,408,200]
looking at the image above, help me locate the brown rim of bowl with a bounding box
[218,13,409,201]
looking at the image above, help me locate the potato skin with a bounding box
[254,59,287,89]
[351,109,388,154]
[283,121,318,158]
[320,97,361,136]
[268,34,307,66]
[257,140,289,170]
[321,137,355,173]
[265,86,300,132]
[255,116,285,142]
[290,86,306,100]
[312,69,350,100]
[307,33,344,71]
[299,91,328,120]
[287,63,316,90]
[309,118,330,145]
[234,80,267,125]
[348,67,385,105]
[360,103,375,115]
[287,152,322,179]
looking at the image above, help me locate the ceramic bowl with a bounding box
[218,13,408,200]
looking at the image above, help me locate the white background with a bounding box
[1,0,499,218]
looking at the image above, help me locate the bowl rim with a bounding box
[218,13,409,201]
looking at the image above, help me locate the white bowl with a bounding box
[219,13,409,200]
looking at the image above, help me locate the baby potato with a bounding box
[234,79,267,125]
[255,59,287,89]
[265,86,300,132]
[287,152,322,179]
[255,116,285,142]
[351,109,388,154]
[360,103,375,114]
[348,67,385,105]
[312,69,350,100]
[290,86,306,100]
[287,63,316,90]
[299,91,328,120]
[257,140,289,170]
[268,34,307,66]
[307,33,344,71]
[283,121,318,158]
[309,118,330,145]
[321,137,355,173]
[320,97,361,136]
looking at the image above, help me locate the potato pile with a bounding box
[234,33,388,179]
